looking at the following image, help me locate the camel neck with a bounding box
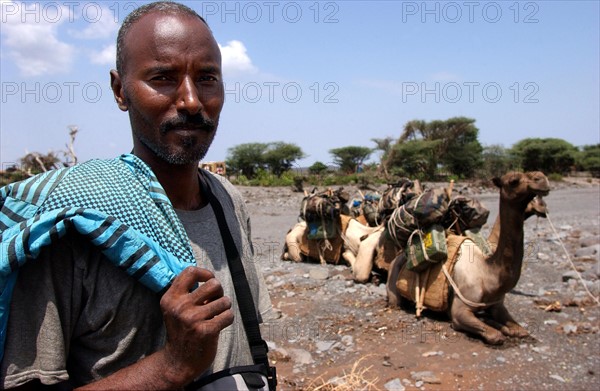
[488,200,526,288]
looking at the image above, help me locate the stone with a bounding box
[537,253,550,261]
[496,356,507,363]
[288,348,314,365]
[309,268,330,280]
[341,335,354,346]
[411,371,441,384]
[580,236,600,248]
[562,271,579,282]
[549,374,566,383]
[384,378,406,391]
[575,245,600,258]
[563,323,578,334]
[315,340,336,352]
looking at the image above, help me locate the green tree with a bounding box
[308,161,328,175]
[511,138,577,174]
[329,146,372,174]
[437,118,482,177]
[481,144,517,178]
[226,143,268,178]
[387,139,440,179]
[371,136,394,177]
[578,144,600,177]
[392,117,483,178]
[262,142,305,177]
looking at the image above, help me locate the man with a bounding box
[0,1,273,389]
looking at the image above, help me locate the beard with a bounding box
[133,112,218,165]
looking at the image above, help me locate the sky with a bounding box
[1,0,599,170]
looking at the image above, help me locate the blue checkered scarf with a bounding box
[0,154,196,360]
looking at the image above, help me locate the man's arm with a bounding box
[77,267,234,390]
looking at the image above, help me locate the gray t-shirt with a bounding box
[1,173,273,388]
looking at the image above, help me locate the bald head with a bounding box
[116,1,209,77]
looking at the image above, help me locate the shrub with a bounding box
[547,173,563,181]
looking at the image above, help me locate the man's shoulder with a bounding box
[202,170,244,203]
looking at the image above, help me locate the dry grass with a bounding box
[304,355,381,391]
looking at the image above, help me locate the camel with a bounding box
[387,171,550,344]
[351,184,549,284]
[281,217,382,264]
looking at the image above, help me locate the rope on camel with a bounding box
[545,212,600,306]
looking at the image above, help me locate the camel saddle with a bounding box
[396,234,469,312]
[299,215,351,264]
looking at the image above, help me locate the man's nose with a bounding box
[175,76,202,115]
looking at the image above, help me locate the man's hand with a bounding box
[76,266,234,390]
[160,266,235,382]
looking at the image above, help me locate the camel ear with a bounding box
[492,177,502,188]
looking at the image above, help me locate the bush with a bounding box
[0,171,29,187]
[547,173,563,181]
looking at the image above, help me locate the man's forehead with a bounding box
[126,11,209,40]
[121,11,219,69]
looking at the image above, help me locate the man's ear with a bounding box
[110,70,128,111]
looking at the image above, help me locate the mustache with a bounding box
[159,113,217,134]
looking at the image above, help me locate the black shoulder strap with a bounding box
[199,172,276,390]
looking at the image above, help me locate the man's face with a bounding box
[112,12,224,166]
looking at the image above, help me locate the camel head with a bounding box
[492,171,550,208]
[524,195,548,219]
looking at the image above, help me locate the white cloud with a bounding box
[1,0,74,76]
[219,40,257,76]
[90,43,116,66]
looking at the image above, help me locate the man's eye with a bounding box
[198,76,218,82]
[150,75,170,82]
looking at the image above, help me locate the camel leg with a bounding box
[284,224,305,262]
[386,253,405,308]
[488,303,529,338]
[342,249,357,268]
[450,299,506,345]
[352,231,381,283]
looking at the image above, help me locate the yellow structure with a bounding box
[200,161,226,176]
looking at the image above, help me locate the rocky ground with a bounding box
[239,178,600,391]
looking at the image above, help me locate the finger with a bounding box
[195,307,235,336]
[170,266,215,294]
[188,296,232,323]
[188,277,225,304]
[210,307,235,330]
